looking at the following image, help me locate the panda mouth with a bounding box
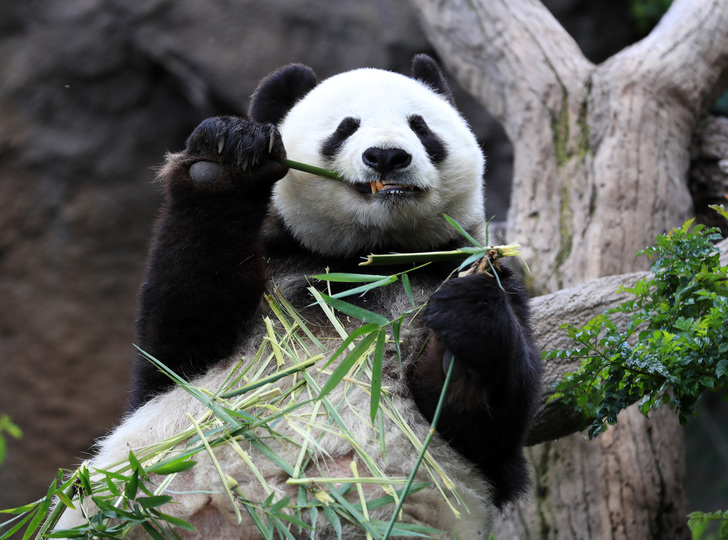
[352,179,422,196]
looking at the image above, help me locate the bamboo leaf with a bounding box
[311,272,390,283]
[458,252,486,271]
[392,318,403,365]
[0,510,37,540]
[140,521,166,540]
[147,458,198,476]
[221,355,321,399]
[239,498,272,538]
[125,468,139,500]
[135,347,239,426]
[150,510,196,531]
[327,324,381,366]
[188,416,242,524]
[136,496,173,510]
[370,329,387,423]
[401,273,414,306]
[328,276,398,300]
[328,487,378,537]
[321,506,343,540]
[319,331,379,400]
[20,487,53,540]
[317,293,389,327]
[443,213,483,248]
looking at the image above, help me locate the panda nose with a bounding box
[362,147,412,175]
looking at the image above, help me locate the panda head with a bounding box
[249,55,486,258]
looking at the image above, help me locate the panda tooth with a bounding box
[368,180,386,194]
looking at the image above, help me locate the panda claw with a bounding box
[217,135,225,155]
[268,130,275,153]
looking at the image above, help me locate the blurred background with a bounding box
[0,0,725,522]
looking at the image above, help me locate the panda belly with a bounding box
[56,282,495,539]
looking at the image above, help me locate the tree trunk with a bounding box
[409,0,728,536]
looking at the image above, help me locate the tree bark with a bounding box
[410,0,728,536]
[691,116,728,231]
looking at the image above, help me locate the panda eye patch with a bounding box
[407,114,448,164]
[321,117,361,158]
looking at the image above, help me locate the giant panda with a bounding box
[57,55,542,539]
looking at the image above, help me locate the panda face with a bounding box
[273,68,485,257]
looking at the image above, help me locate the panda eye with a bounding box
[407,114,429,134]
[321,117,361,158]
[407,115,448,164]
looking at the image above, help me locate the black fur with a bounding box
[362,147,412,174]
[407,114,448,164]
[410,268,542,508]
[411,54,455,104]
[131,116,288,408]
[131,57,542,511]
[321,117,361,158]
[248,63,318,125]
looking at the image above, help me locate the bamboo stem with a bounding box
[382,356,457,539]
[280,158,343,182]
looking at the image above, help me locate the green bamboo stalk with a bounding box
[360,243,521,267]
[280,158,343,182]
[360,249,482,267]
[381,356,457,539]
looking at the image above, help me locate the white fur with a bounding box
[274,68,486,257]
[57,287,495,539]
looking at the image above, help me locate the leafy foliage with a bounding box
[0,415,21,467]
[629,0,673,33]
[687,509,728,539]
[550,209,728,440]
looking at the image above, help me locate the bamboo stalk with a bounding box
[360,243,521,266]
[280,158,343,182]
[382,356,458,539]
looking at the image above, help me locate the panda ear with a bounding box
[248,64,318,125]
[411,54,455,106]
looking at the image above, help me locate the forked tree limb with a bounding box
[411,0,728,292]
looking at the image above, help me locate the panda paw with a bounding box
[183,116,288,190]
[423,272,523,381]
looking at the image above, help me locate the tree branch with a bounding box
[692,116,728,232]
[625,0,728,114]
[410,0,593,140]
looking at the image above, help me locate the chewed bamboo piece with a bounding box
[360,243,521,267]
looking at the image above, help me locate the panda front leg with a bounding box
[408,267,543,509]
[130,116,288,409]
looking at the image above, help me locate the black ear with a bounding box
[248,64,318,125]
[411,54,455,105]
